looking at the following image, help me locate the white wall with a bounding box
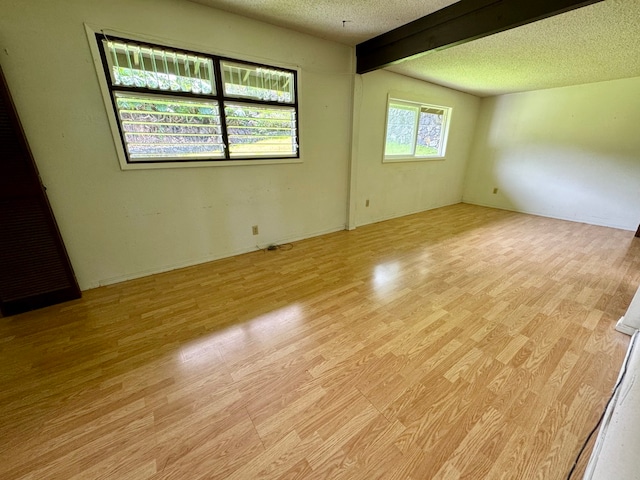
[463,77,640,230]
[0,0,353,289]
[352,70,480,227]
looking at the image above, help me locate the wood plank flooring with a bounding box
[1,203,639,479]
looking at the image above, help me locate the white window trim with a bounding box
[382,95,452,164]
[84,24,302,170]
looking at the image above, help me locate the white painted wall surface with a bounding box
[463,77,640,231]
[0,0,353,289]
[353,70,480,227]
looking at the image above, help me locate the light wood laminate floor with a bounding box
[1,204,639,479]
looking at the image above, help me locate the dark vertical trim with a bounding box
[356,0,604,74]
[212,58,231,160]
[0,64,81,316]
[635,225,640,238]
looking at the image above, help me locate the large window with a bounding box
[383,98,451,162]
[95,34,299,166]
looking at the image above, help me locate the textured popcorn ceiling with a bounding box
[189,0,640,97]
[188,0,460,45]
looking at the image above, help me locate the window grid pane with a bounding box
[225,102,297,157]
[104,40,215,95]
[222,61,295,103]
[385,104,418,156]
[416,108,445,156]
[115,92,224,160]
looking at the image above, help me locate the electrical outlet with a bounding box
[252,225,259,235]
[366,199,370,207]
[493,188,499,194]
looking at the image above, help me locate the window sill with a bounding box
[383,156,446,164]
[118,157,303,170]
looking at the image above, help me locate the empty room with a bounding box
[1,0,640,479]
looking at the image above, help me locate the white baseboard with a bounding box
[83,224,347,290]
[355,200,462,228]
[615,317,638,336]
[460,199,636,232]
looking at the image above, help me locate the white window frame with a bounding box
[85,25,302,170]
[383,96,452,163]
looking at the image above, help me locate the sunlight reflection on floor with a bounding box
[177,304,303,367]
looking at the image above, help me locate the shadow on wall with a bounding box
[465,79,640,231]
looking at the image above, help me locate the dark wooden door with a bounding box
[0,64,80,316]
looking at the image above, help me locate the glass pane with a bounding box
[385,104,418,156]
[104,40,215,95]
[416,107,445,156]
[225,102,297,158]
[115,92,224,160]
[222,61,295,103]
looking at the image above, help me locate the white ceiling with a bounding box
[189,0,640,97]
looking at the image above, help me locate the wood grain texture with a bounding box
[1,203,638,479]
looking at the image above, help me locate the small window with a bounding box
[95,34,299,166]
[383,98,451,162]
[221,61,295,102]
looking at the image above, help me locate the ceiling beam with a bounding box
[355,0,604,74]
